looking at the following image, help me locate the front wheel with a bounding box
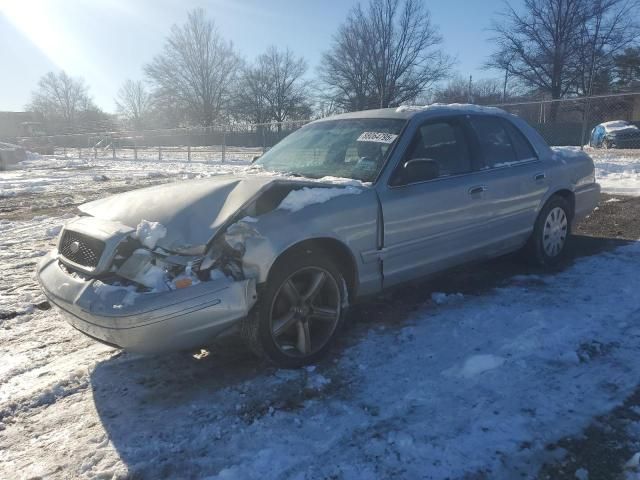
[525,196,572,267]
[241,249,347,368]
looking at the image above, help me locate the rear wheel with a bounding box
[525,196,572,267]
[241,249,347,368]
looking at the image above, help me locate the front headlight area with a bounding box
[108,239,243,294]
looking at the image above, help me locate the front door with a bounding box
[376,116,492,287]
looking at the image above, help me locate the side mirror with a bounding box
[398,158,440,184]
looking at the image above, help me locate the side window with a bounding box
[404,119,472,178]
[500,119,537,160]
[469,116,517,167]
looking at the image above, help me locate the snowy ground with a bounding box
[1,153,640,479]
[587,147,640,196]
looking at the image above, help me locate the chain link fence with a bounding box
[487,92,640,147]
[15,119,311,163]
[11,92,640,161]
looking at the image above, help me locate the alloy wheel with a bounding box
[269,266,341,358]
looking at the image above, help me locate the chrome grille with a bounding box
[59,230,105,270]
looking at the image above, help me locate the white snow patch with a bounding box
[396,103,506,115]
[431,292,464,305]
[134,220,167,249]
[601,120,638,133]
[575,467,589,480]
[278,186,361,213]
[458,354,506,378]
[625,452,640,469]
[45,225,62,238]
[305,373,331,391]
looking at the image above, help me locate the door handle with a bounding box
[534,172,546,181]
[468,185,487,195]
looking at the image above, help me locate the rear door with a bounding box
[376,116,494,287]
[466,115,548,250]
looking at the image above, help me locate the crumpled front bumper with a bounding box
[36,251,257,353]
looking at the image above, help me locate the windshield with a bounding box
[254,118,406,182]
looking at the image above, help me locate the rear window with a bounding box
[501,120,537,160]
[469,116,536,168]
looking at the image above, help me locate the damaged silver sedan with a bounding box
[37,105,600,367]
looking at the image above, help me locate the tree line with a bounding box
[27,0,640,133]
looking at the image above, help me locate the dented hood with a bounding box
[78,175,277,253]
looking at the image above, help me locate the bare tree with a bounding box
[145,8,241,126]
[320,0,451,111]
[233,60,272,125]
[433,76,505,105]
[234,47,311,128]
[320,11,375,111]
[262,47,311,128]
[574,0,640,96]
[28,71,96,127]
[488,0,640,102]
[115,79,152,130]
[488,0,587,102]
[614,46,640,88]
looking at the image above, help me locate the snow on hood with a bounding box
[78,175,278,253]
[278,185,362,213]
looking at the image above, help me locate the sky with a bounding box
[0,0,512,113]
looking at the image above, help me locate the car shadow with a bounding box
[90,233,632,473]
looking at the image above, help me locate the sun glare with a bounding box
[1,0,89,72]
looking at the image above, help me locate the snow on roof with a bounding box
[601,120,637,132]
[395,103,507,115]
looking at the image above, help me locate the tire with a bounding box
[241,248,347,368]
[525,195,572,267]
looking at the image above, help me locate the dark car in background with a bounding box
[589,121,640,149]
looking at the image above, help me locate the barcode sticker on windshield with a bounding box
[357,132,398,144]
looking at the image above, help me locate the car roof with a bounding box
[313,104,510,123]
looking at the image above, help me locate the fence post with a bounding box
[579,96,592,150]
[93,147,97,160]
[78,147,81,159]
[187,130,191,162]
[112,139,116,160]
[222,128,226,163]
[158,146,162,161]
[134,145,138,161]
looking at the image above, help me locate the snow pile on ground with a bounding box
[553,147,640,196]
[278,186,362,213]
[590,148,640,196]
